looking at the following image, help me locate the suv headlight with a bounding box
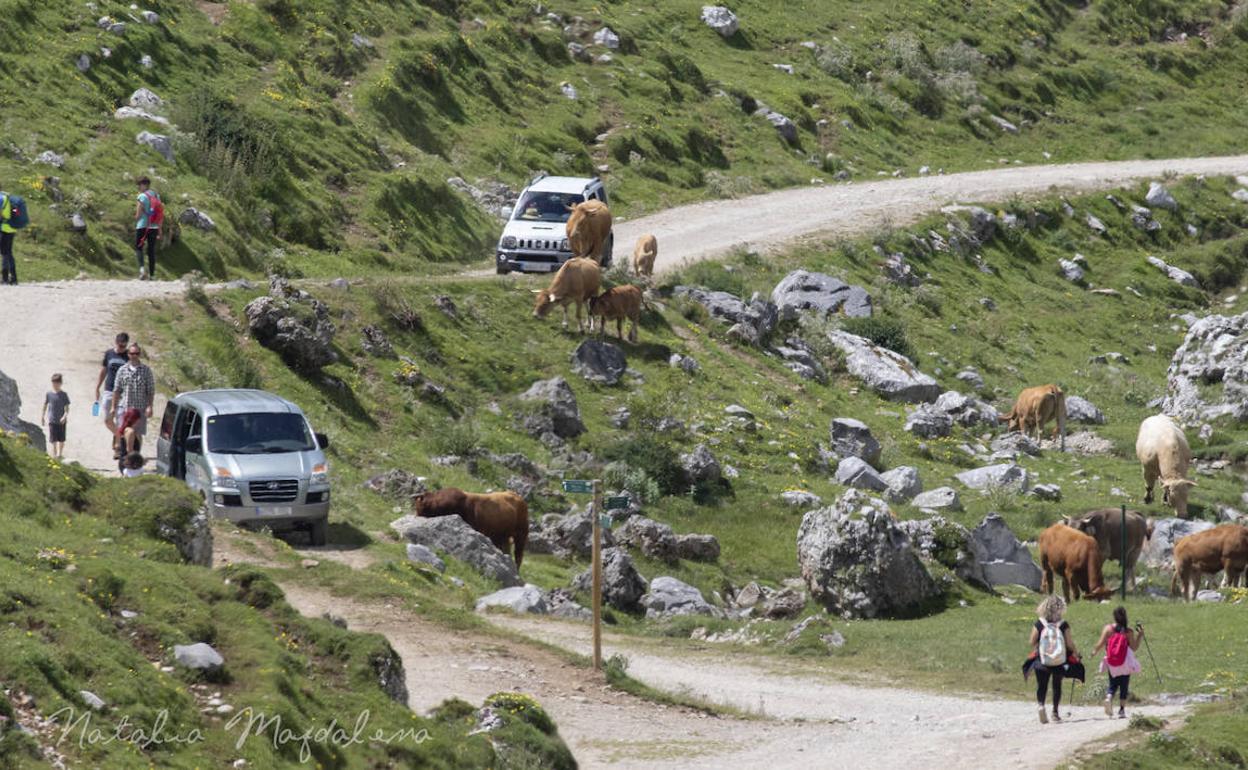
[311,463,329,486]
[500,236,517,249]
[560,238,569,251]
[212,468,238,489]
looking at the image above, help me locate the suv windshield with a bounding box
[206,413,315,454]
[512,191,585,223]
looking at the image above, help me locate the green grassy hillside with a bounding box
[0,436,574,768]
[3,0,1248,280]
[129,177,1248,702]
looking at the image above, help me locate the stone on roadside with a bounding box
[572,547,647,611]
[475,585,548,614]
[641,576,719,619]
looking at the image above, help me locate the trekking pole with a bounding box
[1138,624,1163,687]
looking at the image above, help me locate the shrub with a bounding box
[484,692,556,735]
[603,436,683,496]
[815,42,857,82]
[603,462,662,504]
[429,419,480,457]
[840,316,914,359]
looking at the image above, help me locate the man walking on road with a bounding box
[134,177,162,280]
[113,343,155,449]
[96,332,131,457]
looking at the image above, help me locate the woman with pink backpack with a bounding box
[1091,606,1145,719]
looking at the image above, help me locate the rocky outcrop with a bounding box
[829,417,881,465]
[911,486,962,511]
[969,513,1042,590]
[797,490,940,618]
[825,331,940,403]
[572,547,647,611]
[956,463,1029,494]
[899,515,990,590]
[519,377,585,438]
[475,585,548,614]
[245,282,338,373]
[390,515,521,586]
[1065,395,1106,424]
[0,369,47,451]
[771,270,872,321]
[700,5,739,37]
[641,576,719,619]
[571,339,626,385]
[1146,256,1198,288]
[673,286,777,345]
[1161,312,1248,423]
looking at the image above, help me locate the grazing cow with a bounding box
[565,200,613,263]
[1038,523,1114,602]
[532,257,602,332]
[1135,414,1196,518]
[1064,509,1153,591]
[588,284,643,343]
[1171,524,1248,600]
[632,234,658,280]
[1001,384,1066,450]
[412,488,530,569]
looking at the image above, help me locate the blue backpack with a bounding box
[1,193,29,229]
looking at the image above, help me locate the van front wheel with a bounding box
[308,518,328,547]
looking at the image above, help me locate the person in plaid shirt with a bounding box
[112,344,155,453]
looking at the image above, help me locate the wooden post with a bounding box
[591,478,603,671]
[1121,504,1128,600]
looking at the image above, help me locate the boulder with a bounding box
[880,466,922,503]
[390,515,521,587]
[128,88,163,111]
[405,543,445,572]
[969,513,1042,590]
[360,325,395,358]
[1145,182,1178,212]
[1065,395,1106,424]
[1048,430,1114,455]
[676,533,720,562]
[956,369,985,391]
[544,512,616,559]
[114,106,169,125]
[641,576,718,619]
[759,588,805,619]
[824,331,941,403]
[35,150,65,168]
[244,293,338,373]
[1140,518,1215,569]
[571,339,626,385]
[76,54,91,72]
[0,369,47,451]
[911,486,962,511]
[616,516,679,563]
[1029,483,1062,502]
[519,377,584,438]
[1058,259,1084,283]
[475,585,548,614]
[593,26,620,48]
[179,207,216,231]
[1161,312,1248,423]
[904,405,953,438]
[673,286,777,343]
[955,463,1029,493]
[834,457,888,492]
[572,547,647,611]
[774,340,828,383]
[1146,256,1199,288]
[544,588,592,621]
[700,5,739,37]
[79,691,106,711]
[135,131,174,162]
[772,270,872,321]
[1196,589,1224,602]
[680,444,722,486]
[364,469,426,500]
[173,643,224,674]
[990,432,1041,457]
[988,115,1018,134]
[1086,214,1108,235]
[371,643,409,706]
[781,490,822,508]
[157,508,213,567]
[898,515,990,590]
[829,417,881,465]
[797,490,941,619]
[933,390,999,427]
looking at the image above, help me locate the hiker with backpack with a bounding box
[133,176,164,280]
[1025,595,1080,724]
[1,187,30,284]
[1091,606,1144,719]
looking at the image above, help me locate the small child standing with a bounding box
[41,374,71,459]
[122,451,145,477]
[1092,606,1144,719]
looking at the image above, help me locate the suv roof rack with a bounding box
[528,171,549,187]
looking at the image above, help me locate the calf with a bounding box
[588,284,643,343]
[532,257,602,332]
[1171,524,1248,600]
[1038,523,1114,602]
[632,234,657,280]
[1001,384,1066,449]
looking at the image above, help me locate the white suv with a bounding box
[496,174,613,274]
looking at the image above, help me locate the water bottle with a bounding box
[92,401,100,417]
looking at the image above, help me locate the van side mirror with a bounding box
[315,432,330,450]
[185,435,203,455]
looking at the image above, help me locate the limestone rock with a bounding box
[519,377,584,438]
[970,513,1042,590]
[829,417,881,465]
[571,339,626,385]
[391,515,521,587]
[475,585,548,614]
[834,456,888,492]
[641,576,718,619]
[771,270,873,321]
[824,331,940,403]
[700,5,739,37]
[911,486,962,511]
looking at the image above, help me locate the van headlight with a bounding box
[212,468,238,489]
[500,236,517,249]
[311,463,329,486]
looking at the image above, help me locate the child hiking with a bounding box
[1092,606,1144,719]
[41,373,70,459]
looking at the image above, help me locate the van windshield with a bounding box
[512,191,584,223]
[206,413,316,454]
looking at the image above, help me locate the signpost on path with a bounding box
[563,478,604,669]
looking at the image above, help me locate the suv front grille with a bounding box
[519,238,566,251]
[249,479,299,503]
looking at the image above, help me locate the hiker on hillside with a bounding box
[41,374,70,459]
[95,332,130,454]
[1091,606,1144,720]
[112,344,154,449]
[133,177,163,280]
[1025,595,1079,724]
[1,188,19,285]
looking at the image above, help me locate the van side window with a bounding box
[159,403,177,440]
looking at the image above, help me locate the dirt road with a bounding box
[611,154,1248,273]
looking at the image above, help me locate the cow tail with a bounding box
[1056,389,1067,451]
[513,520,527,571]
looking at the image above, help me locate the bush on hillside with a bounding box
[840,316,915,360]
[86,476,202,558]
[603,436,684,497]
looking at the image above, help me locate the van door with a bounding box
[155,402,179,476]
[169,406,200,481]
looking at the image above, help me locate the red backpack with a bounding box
[1106,628,1130,667]
[142,190,165,228]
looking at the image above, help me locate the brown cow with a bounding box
[1001,384,1066,450]
[1064,509,1153,591]
[1171,524,1248,601]
[412,488,530,569]
[1136,414,1196,519]
[588,284,643,343]
[632,234,657,280]
[565,200,613,263]
[1038,523,1114,602]
[532,257,602,332]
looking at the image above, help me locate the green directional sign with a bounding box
[598,513,613,530]
[562,479,593,494]
[605,496,630,511]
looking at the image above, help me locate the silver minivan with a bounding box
[155,389,331,545]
